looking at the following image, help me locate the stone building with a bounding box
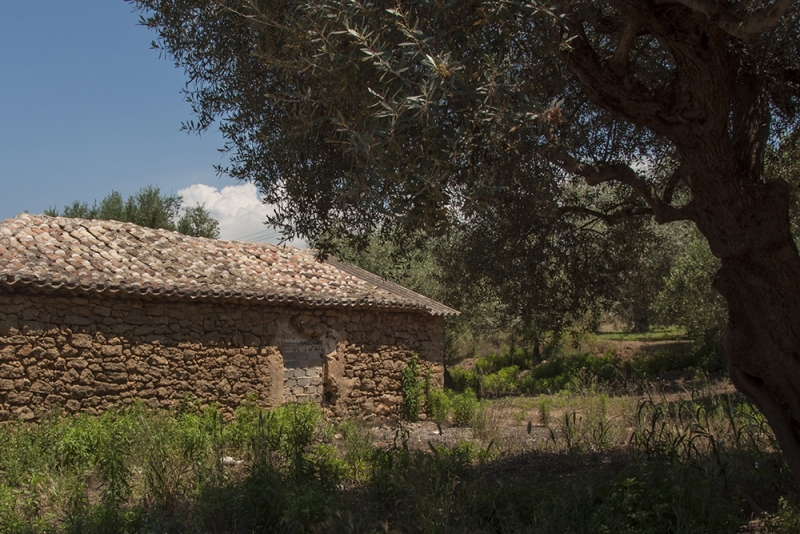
[0,214,456,421]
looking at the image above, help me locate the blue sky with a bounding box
[0,1,285,243]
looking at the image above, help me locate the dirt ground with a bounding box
[347,335,765,532]
[368,335,737,454]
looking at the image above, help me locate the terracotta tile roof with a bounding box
[0,214,457,316]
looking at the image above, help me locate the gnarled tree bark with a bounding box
[561,1,800,488]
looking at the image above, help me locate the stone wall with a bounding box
[0,291,445,421]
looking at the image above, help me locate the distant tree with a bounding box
[654,226,727,338]
[437,178,672,355]
[97,191,126,222]
[767,137,800,244]
[177,203,221,238]
[48,185,220,239]
[612,223,681,333]
[123,185,181,231]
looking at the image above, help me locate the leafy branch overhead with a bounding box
[132,1,798,242]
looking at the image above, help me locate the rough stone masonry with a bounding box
[0,214,456,421]
[0,291,445,421]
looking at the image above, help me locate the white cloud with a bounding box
[178,183,306,247]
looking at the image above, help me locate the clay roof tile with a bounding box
[0,213,457,316]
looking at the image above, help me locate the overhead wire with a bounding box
[232,229,283,242]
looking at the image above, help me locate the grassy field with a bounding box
[1,334,799,533]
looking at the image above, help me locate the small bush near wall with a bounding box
[401,354,422,422]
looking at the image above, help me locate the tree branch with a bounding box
[609,17,641,75]
[556,3,680,138]
[655,0,797,42]
[662,165,683,206]
[558,205,653,224]
[552,148,694,224]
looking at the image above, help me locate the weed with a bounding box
[450,388,479,427]
[0,485,23,534]
[766,497,800,533]
[401,353,422,422]
[512,409,526,425]
[0,387,792,533]
[338,419,373,482]
[537,397,552,427]
[427,386,451,425]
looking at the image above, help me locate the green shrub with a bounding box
[518,351,623,395]
[401,354,422,421]
[450,389,479,427]
[482,365,520,396]
[427,387,451,425]
[448,366,480,393]
[338,419,373,482]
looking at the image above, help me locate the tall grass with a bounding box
[0,390,796,533]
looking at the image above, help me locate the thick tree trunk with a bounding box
[694,174,800,489]
[631,306,650,334]
[713,237,800,489]
[558,0,800,485]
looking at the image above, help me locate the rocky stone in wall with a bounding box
[0,292,445,421]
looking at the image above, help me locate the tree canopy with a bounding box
[131,0,800,486]
[132,0,798,240]
[46,185,220,239]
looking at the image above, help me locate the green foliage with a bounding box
[337,419,373,483]
[766,497,800,533]
[476,346,533,373]
[177,203,221,238]
[0,402,349,533]
[522,351,624,395]
[131,0,800,249]
[448,366,480,393]
[450,388,479,427]
[401,354,422,422]
[766,136,800,246]
[0,485,23,534]
[481,365,520,397]
[631,336,725,378]
[419,386,483,427]
[537,397,553,427]
[122,185,181,230]
[49,185,220,238]
[653,225,727,338]
[0,392,795,533]
[596,327,685,342]
[438,190,675,342]
[448,335,726,400]
[426,387,451,425]
[449,346,533,396]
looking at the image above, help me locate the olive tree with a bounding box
[131,0,800,485]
